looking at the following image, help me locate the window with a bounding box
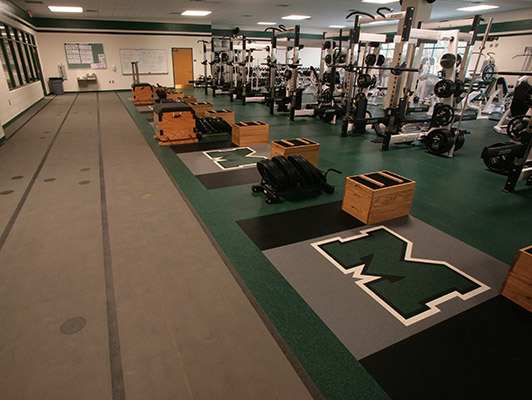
[0,23,42,90]
[380,41,468,76]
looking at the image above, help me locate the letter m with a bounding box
[312,226,489,325]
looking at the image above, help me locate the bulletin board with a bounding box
[120,49,168,75]
[64,43,106,69]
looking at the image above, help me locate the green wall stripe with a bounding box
[31,17,211,33]
[0,0,33,24]
[0,135,6,146]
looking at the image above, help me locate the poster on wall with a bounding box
[64,43,106,69]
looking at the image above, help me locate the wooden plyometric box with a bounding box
[205,109,235,124]
[132,83,154,105]
[270,138,319,167]
[342,170,415,224]
[181,96,198,104]
[188,102,214,117]
[166,91,185,100]
[231,121,269,146]
[153,103,197,146]
[501,245,532,312]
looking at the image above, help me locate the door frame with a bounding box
[171,47,194,88]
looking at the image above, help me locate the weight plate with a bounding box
[365,54,377,67]
[322,41,331,50]
[325,54,332,65]
[434,79,457,98]
[287,155,321,186]
[354,92,366,105]
[454,131,465,151]
[507,115,531,142]
[440,53,456,69]
[377,54,385,67]
[432,103,455,127]
[272,156,299,190]
[456,54,462,67]
[425,128,454,154]
[482,64,495,82]
[357,73,373,89]
[481,143,515,173]
[291,155,324,185]
[454,79,465,97]
[257,159,290,191]
[525,87,532,108]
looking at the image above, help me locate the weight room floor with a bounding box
[1,90,531,400]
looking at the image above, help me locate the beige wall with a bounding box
[36,32,210,92]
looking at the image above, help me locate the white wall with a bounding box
[36,32,210,92]
[0,14,44,127]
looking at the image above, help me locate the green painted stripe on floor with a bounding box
[117,90,389,400]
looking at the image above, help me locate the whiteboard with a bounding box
[120,49,168,75]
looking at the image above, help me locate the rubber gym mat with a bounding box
[360,296,532,399]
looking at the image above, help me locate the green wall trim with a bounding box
[2,96,44,128]
[31,17,211,33]
[0,135,5,146]
[0,0,33,25]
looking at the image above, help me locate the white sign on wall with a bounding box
[120,49,168,75]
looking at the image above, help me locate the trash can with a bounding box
[48,77,64,95]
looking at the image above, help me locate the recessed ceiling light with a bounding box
[329,25,346,28]
[48,6,83,13]
[457,5,499,12]
[257,22,277,25]
[181,10,212,16]
[282,15,311,20]
[361,0,397,4]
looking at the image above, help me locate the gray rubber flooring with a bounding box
[0,93,312,400]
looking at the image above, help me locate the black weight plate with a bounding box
[525,87,532,108]
[481,143,514,173]
[291,155,324,185]
[507,115,531,142]
[454,79,465,97]
[425,129,454,154]
[434,79,457,98]
[323,41,332,50]
[454,131,465,151]
[325,54,332,65]
[365,53,377,67]
[482,64,495,82]
[357,73,372,89]
[287,155,321,186]
[257,159,290,191]
[456,54,462,67]
[377,54,385,66]
[354,92,366,103]
[272,156,299,189]
[432,103,455,127]
[440,53,456,69]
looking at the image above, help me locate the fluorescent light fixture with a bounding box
[257,22,276,25]
[181,10,212,16]
[282,15,311,20]
[329,25,346,28]
[457,5,499,12]
[48,6,83,13]
[361,0,397,4]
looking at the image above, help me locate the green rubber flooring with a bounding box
[118,89,532,400]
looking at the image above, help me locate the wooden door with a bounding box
[173,48,194,88]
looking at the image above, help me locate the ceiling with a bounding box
[12,0,532,31]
